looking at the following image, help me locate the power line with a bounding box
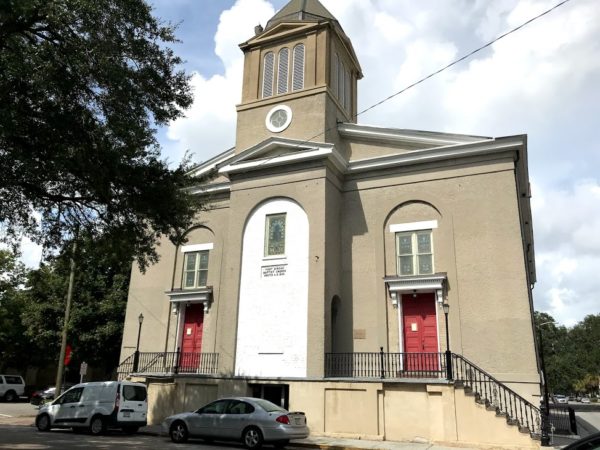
[288,0,573,150]
[355,0,572,119]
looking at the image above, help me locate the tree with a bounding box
[0,0,203,269]
[535,311,600,395]
[0,249,33,371]
[20,233,133,376]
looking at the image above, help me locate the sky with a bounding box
[20,0,600,326]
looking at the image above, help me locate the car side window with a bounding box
[228,401,255,415]
[59,387,83,404]
[200,400,230,414]
[5,376,22,384]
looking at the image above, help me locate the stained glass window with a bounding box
[265,213,286,256]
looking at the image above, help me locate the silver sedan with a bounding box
[162,397,309,449]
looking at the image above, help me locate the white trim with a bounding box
[390,220,438,233]
[188,148,235,177]
[219,145,347,175]
[265,105,293,133]
[180,243,214,253]
[347,137,523,174]
[338,122,489,146]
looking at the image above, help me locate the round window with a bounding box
[265,105,292,133]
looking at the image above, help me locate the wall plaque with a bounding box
[261,264,287,278]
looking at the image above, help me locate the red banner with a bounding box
[64,344,72,366]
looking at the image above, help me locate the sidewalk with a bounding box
[140,424,486,450]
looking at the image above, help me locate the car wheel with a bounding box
[243,426,263,449]
[274,440,289,449]
[170,421,189,443]
[4,390,17,402]
[122,426,139,434]
[36,414,51,432]
[89,415,106,435]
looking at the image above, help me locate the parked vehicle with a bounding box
[162,397,309,448]
[562,431,600,449]
[581,397,591,404]
[0,375,25,402]
[30,383,75,406]
[553,394,568,404]
[35,381,147,435]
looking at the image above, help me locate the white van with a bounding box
[0,374,25,402]
[35,381,147,435]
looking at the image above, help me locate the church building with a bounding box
[118,1,542,447]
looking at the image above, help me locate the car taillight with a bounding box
[276,415,290,424]
[114,391,120,412]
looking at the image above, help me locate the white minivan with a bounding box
[36,381,147,435]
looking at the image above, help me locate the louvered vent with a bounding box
[292,44,305,91]
[277,48,289,95]
[262,52,274,98]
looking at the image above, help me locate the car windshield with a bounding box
[252,398,286,413]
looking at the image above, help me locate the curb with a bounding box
[137,428,373,450]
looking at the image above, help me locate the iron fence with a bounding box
[117,351,219,380]
[325,348,446,378]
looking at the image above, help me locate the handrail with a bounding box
[452,353,541,436]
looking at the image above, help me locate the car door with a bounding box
[188,399,230,438]
[53,388,84,425]
[225,400,255,439]
[118,384,147,424]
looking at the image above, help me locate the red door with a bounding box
[402,293,439,373]
[180,303,204,371]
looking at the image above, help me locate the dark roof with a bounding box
[265,0,337,30]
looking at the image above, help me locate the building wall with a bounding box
[141,376,538,449]
[337,156,538,400]
[235,198,309,377]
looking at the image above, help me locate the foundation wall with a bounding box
[141,376,540,449]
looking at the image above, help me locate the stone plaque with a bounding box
[353,329,366,339]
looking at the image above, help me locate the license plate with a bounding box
[123,412,130,418]
[294,417,302,425]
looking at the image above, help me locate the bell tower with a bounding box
[235,0,362,152]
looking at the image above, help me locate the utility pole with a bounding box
[55,237,77,396]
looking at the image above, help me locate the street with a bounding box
[0,423,251,449]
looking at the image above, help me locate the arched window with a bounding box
[292,44,305,91]
[277,47,289,95]
[262,52,274,98]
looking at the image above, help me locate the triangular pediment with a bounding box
[218,137,346,175]
[242,22,319,48]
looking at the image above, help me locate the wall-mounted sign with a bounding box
[261,264,287,278]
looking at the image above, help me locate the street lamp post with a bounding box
[537,321,552,446]
[443,302,453,381]
[133,313,144,372]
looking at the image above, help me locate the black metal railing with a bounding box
[548,405,577,435]
[451,354,541,436]
[325,348,446,379]
[117,351,219,380]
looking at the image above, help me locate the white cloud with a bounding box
[162,0,275,164]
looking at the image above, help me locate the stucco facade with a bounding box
[119,0,541,446]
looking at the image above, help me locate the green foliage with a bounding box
[0,0,204,270]
[535,311,600,395]
[0,249,33,370]
[18,233,132,374]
